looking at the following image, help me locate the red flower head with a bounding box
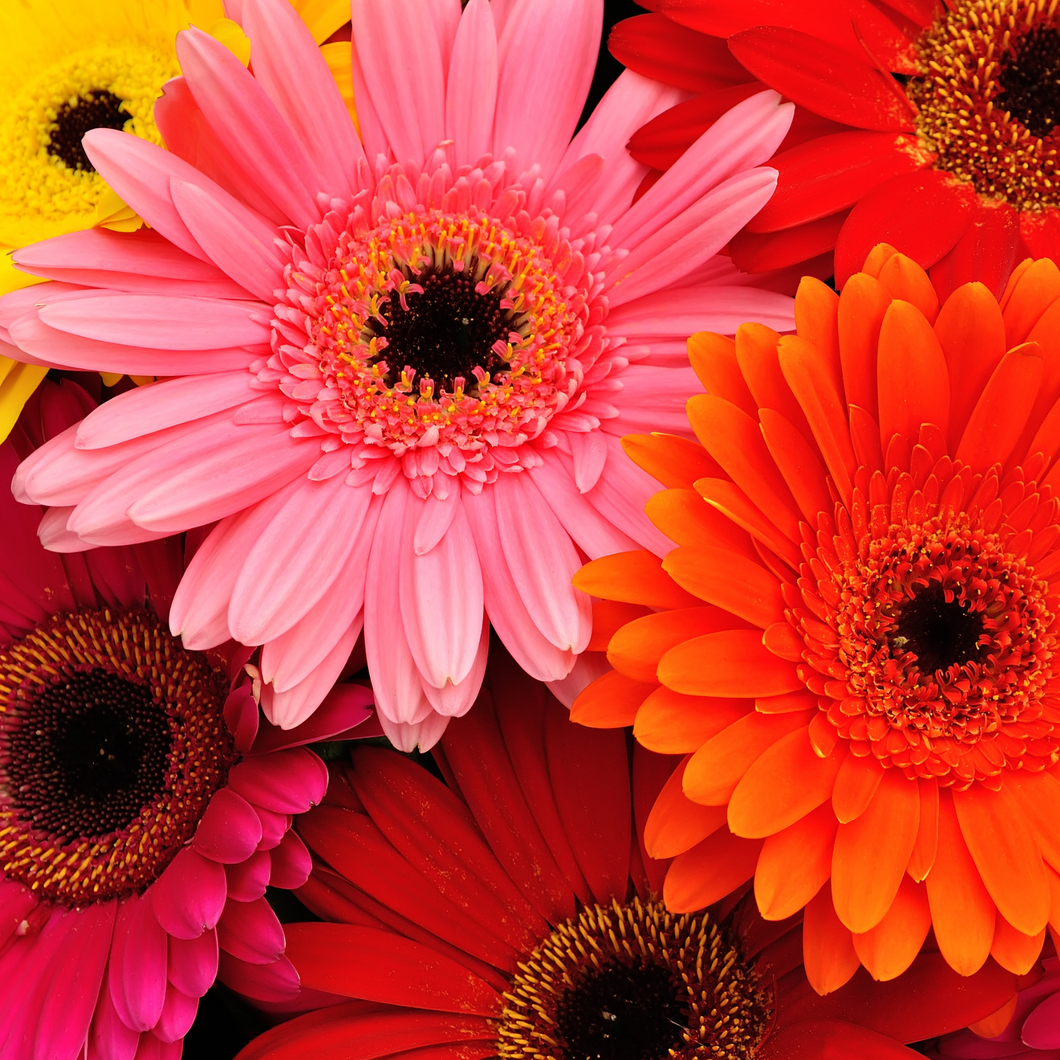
[237,651,1019,1060]
[612,0,1060,295]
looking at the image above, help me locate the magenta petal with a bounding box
[151,848,228,940]
[193,787,263,863]
[227,748,327,813]
[225,851,272,902]
[217,896,285,964]
[217,952,300,1002]
[154,983,199,1043]
[223,683,260,755]
[254,806,291,851]
[120,896,168,1032]
[1023,993,1060,1049]
[268,830,313,890]
[92,974,140,1060]
[252,682,374,753]
[167,929,219,999]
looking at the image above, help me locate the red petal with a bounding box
[731,211,849,273]
[728,26,916,132]
[929,199,1021,302]
[834,170,977,286]
[1020,206,1060,263]
[761,1019,915,1060]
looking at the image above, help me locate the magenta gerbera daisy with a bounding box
[0,380,373,1060]
[0,0,796,749]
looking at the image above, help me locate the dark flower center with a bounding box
[47,89,128,172]
[891,582,985,676]
[997,26,1060,138]
[555,959,686,1060]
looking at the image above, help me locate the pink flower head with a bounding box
[1,0,796,749]
[0,381,373,1060]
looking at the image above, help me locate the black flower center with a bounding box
[47,89,129,172]
[6,669,172,841]
[369,263,515,394]
[997,26,1060,138]
[891,582,984,675]
[555,959,686,1060]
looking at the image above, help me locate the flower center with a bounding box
[47,89,129,172]
[996,24,1060,137]
[0,609,234,905]
[496,898,770,1060]
[889,581,985,675]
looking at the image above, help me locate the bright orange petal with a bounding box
[570,669,655,729]
[803,880,860,995]
[754,802,837,921]
[952,783,1050,937]
[645,488,757,556]
[727,727,846,838]
[861,242,900,277]
[925,791,996,976]
[852,874,931,982]
[831,753,885,824]
[831,768,920,933]
[877,299,950,448]
[759,409,833,524]
[794,277,842,394]
[662,546,784,628]
[682,709,811,806]
[1000,257,1060,347]
[662,829,763,913]
[574,551,700,609]
[686,331,757,416]
[621,432,722,489]
[694,478,802,567]
[907,778,939,882]
[875,251,939,324]
[586,600,650,652]
[659,629,803,698]
[735,322,812,441]
[837,273,890,414]
[644,756,728,859]
[633,687,748,755]
[989,913,1046,975]
[968,995,1018,1039]
[1009,771,1060,874]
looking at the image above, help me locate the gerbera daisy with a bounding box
[0,0,797,750]
[233,649,1019,1060]
[0,379,373,1060]
[612,0,1060,296]
[574,245,1060,991]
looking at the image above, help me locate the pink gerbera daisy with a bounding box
[0,380,373,1060]
[0,0,796,749]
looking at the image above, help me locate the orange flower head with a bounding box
[574,247,1060,993]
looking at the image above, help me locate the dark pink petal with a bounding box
[91,973,140,1060]
[1023,991,1060,1049]
[269,830,312,890]
[224,683,260,755]
[107,897,142,1029]
[84,546,145,611]
[167,929,219,999]
[217,896,285,964]
[120,895,169,1031]
[217,952,300,1003]
[154,983,199,1044]
[226,850,272,902]
[252,682,374,753]
[228,748,328,813]
[0,877,39,949]
[193,788,263,863]
[151,848,227,940]
[254,806,292,851]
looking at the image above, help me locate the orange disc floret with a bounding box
[573,245,1060,994]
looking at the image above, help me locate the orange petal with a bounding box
[955,343,1044,473]
[570,669,655,729]
[989,913,1046,976]
[831,768,920,933]
[694,477,802,567]
[759,409,833,524]
[837,273,890,413]
[926,790,996,976]
[686,331,757,416]
[621,433,722,489]
[852,874,931,982]
[1000,257,1060,348]
[777,334,856,503]
[935,281,1007,451]
[645,756,727,859]
[662,546,784,628]
[803,880,860,995]
[952,783,1050,937]
[831,753,885,824]
[877,299,950,448]
[861,242,900,277]
[999,256,1034,310]
[659,629,803,698]
[644,488,757,557]
[727,727,846,838]
[756,689,820,713]
[735,322,812,440]
[794,276,842,392]
[762,622,804,662]
[633,687,748,755]
[968,995,1018,1039]
[586,600,650,652]
[608,605,745,684]
[907,778,939,882]
[682,709,811,806]
[662,828,762,913]
[1009,770,1060,873]
[875,251,939,323]
[754,802,837,921]
[574,551,700,609]
[685,394,801,540]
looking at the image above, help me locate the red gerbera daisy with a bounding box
[612,0,1060,296]
[236,650,1020,1060]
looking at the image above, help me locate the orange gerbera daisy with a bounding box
[574,244,1060,993]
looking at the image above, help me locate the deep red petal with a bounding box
[1020,207,1060,264]
[732,211,850,273]
[834,170,977,286]
[761,1019,916,1060]
[929,199,1021,302]
[632,743,681,897]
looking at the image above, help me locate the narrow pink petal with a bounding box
[0,281,86,336]
[226,854,272,902]
[216,952,299,1002]
[348,38,390,163]
[242,0,363,198]
[268,831,313,889]
[217,896,284,964]
[252,683,374,753]
[610,90,793,251]
[91,967,140,1060]
[567,429,607,493]
[421,616,489,717]
[494,0,602,181]
[547,650,612,709]
[150,848,228,940]
[493,471,590,653]
[350,0,446,163]
[192,788,263,864]
[605,364,700,437]
[167,930,219,999]
[413,487,459,556]
[154,984,198,1044]
[377,709,452,753]
[445,0,498,167]
[609,286,795,340]
[176,27,321,227]
[227,748,328,813]
[0,915,66,1054]
[120,898,168,1032]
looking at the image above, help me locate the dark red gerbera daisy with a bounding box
[237,651,1022,1060]
[613,0,1060,296]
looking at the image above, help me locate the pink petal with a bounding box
[120,898,168,1032]
[445,0,498,167]
[241,0,364,198]
[609,285,795,340]
[413,477,459,556]
[167,929,219,999]
[254,806,291,851]
[605,364,700,437]
[217,896,284,964]
[216,952,299,1002]
[348,37,390,163]
[421,616,489,717]
[225,852,272,902]
[377,709,453,753]
[192,788,263,864]
[1023,992,1060,1049]
[227,748,328,813]
[151,848,228,940]
[566,429,607,493]
[252,683,375,753]
[91,972,140,1060]
[154,984,198,1043]
[547,649,612,709]
[0,878,39,950]
[268,831,313,889]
